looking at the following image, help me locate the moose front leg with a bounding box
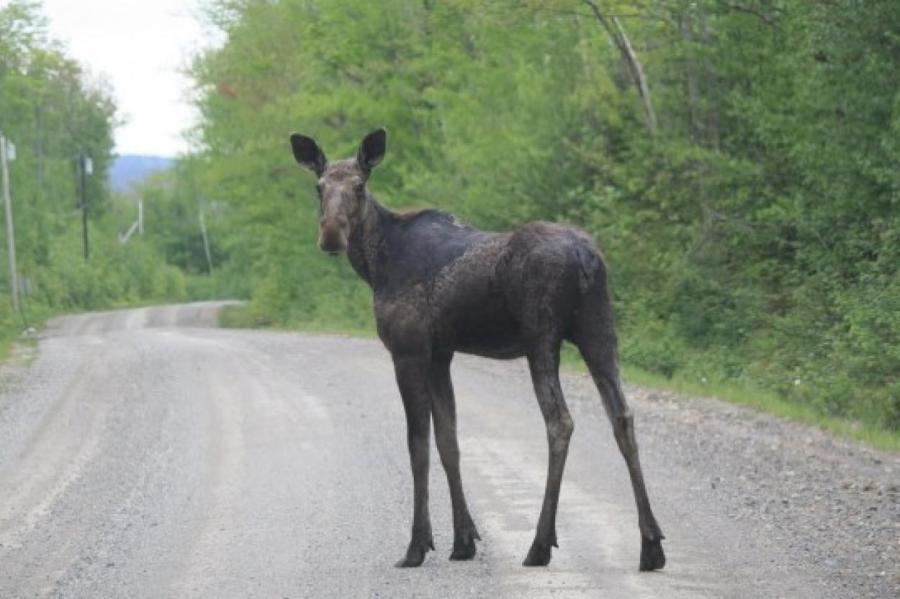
[392,353,435,567]
[430,355,480,560]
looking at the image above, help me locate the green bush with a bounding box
[620,317,684,380]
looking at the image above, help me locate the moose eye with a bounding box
[315,183,323,195]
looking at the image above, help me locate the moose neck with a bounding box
[346,192,396,291]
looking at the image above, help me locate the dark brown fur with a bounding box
[290,129,665,570]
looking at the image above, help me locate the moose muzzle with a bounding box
[318,214,349,253]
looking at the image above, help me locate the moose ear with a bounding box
[357,128,386,173]
[290,133,326,176]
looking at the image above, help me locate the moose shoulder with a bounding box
[289,128,665,571]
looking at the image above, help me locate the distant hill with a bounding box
[109,155,173,193]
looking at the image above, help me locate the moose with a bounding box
[289,128,665,571]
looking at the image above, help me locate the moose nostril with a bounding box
[319,237,347,254]
[318,229,347,253]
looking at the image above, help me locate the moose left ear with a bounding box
[290,133,327,176]
[357,128,387,174]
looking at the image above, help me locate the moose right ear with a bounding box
[290,133,326,176]
[357,128,387,174]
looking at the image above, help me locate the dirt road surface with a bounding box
[0,302,896,598]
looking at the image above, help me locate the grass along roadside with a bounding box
[219,302,900,454]
[559,344,900,453]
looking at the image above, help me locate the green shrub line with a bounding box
[218,302,900,453]
[560,345,900,453]
[154,0,898,438]
[3,298,893,452]
[5,2,897,453]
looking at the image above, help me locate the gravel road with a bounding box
[0,302,896,598]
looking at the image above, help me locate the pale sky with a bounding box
[39,0,217,157]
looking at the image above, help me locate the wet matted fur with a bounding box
[289,128,665,570]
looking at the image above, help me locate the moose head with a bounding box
[289,128,386,253]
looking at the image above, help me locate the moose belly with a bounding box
[442,306,528,360]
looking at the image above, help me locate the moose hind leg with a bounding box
[393,354,435,568]
[578,340,665,571]
[431,357,480,560]
[523,346,574,567]
[616,404,666,572]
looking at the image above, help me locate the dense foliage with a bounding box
[0,1,185,337]
[4,1,897,433]
[149,0,898,431]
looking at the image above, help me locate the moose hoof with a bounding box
[639,537,666,571]
[450,529,480,561]
[395,539,434,568]
[522,540,555,567]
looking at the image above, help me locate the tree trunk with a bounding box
[699,10,721,147]
[680,12,703,141]
[583,0,658,136]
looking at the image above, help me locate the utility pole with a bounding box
[0,132,19,314]
[79,152,92,260]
